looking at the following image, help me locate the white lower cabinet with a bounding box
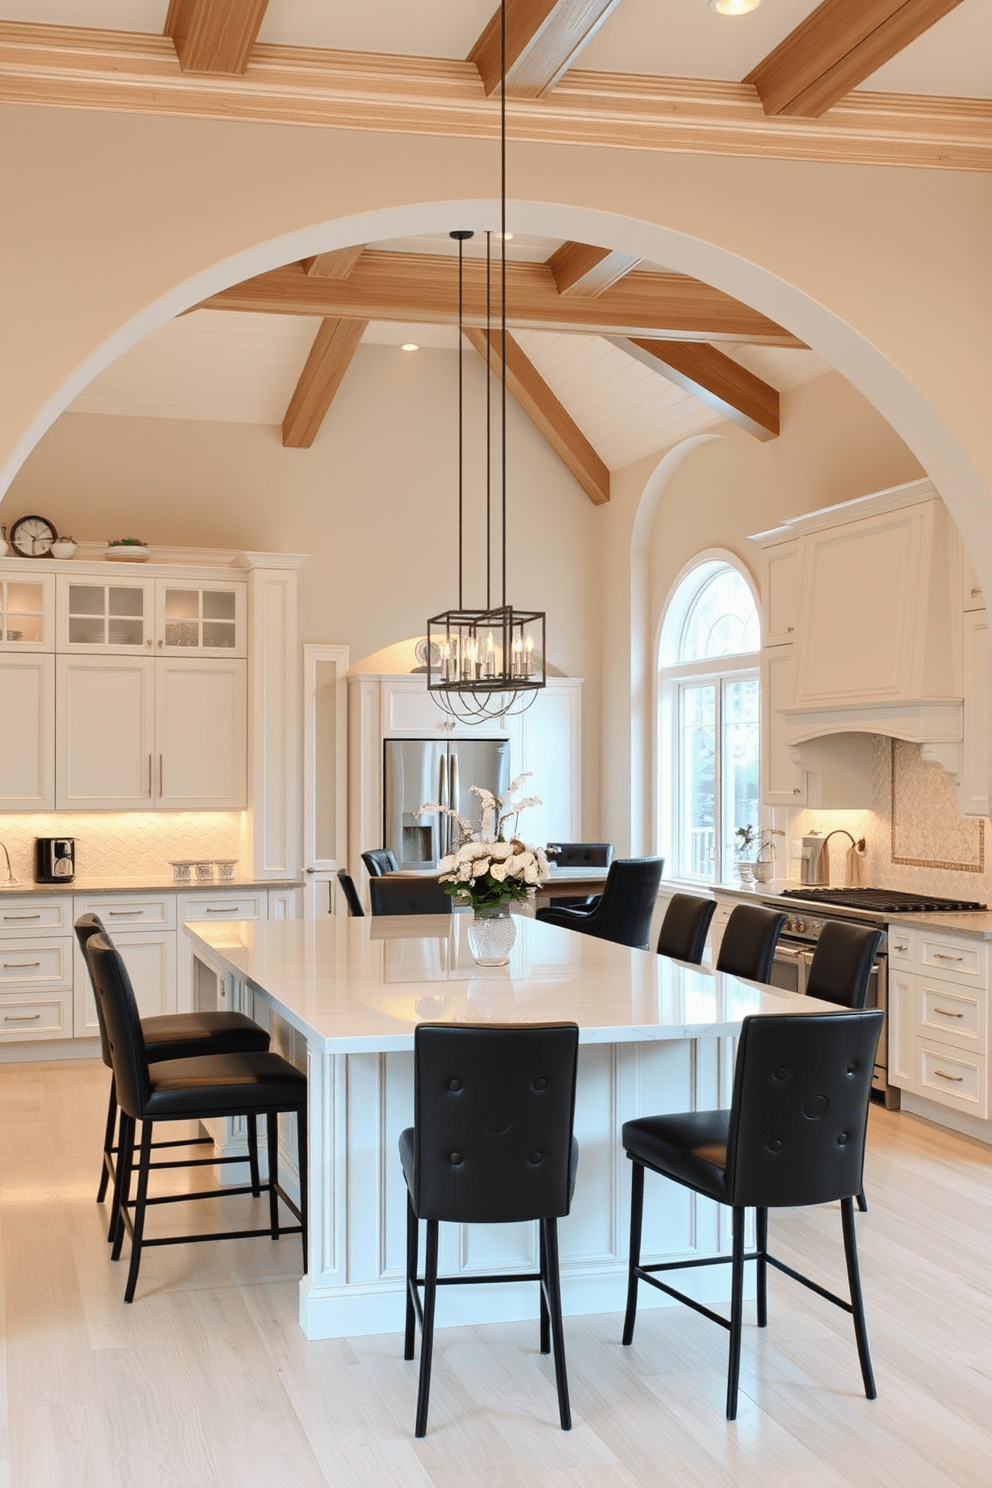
[72,894,178,1035]
[0,895,73,1044]
[888,925,990,1124]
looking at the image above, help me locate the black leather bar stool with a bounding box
[336,869,365,917]
[75,913,271,1237]
[362,848,400,878]
[544,842,613,909]
[716,904,787,984]
[656,894,717,965]
[536,857,665,950]
[400,1022,580,1437]
[369,877,452,916]
[805,920,884,1212]
[85,932,308,1303]
[622,1009,883,1419]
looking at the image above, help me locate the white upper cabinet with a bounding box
[761,542,798,647]
[156,657,247,809]
[0,574,54,652]
[56,655,156,809]
[155,580,246,657]
[0,654,55,810]
[57,575,154,653]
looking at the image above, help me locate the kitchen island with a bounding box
[186,913,838,1340]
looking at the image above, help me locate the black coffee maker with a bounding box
[34,837,75,883]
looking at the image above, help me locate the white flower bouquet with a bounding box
[415,774,549,911]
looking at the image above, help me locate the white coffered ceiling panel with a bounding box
[69,310,322,424]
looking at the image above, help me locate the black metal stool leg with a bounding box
[110,1112,135,1257]
[97,1075,117,1204]
[622,1160,644,1346]
[543,1218,572,1431]
[247,1114,261,1197]
[404,1194,418,1361]
[124,1121,154,1303]
[841,1195,877,1399]
[539,1220,550,1355]
[726,1206,746,1421]
[756,1207,768,1328]
[415,1220,439,1438]
[856,1187,868,1213]
[266,1111,280,1238]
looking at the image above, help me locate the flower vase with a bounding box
[467,902,516,966]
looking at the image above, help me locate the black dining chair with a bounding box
[656,893,717,965]
[336,869,365,917]
[716,904,787,984]
[545,842,614,909]
[536,857,664,950]
[804,920,884,1213]
[74,913,271,1238]
[621,1008,884,1420]
[369,877,452,916]
[400,1021,580,1437]
[362,848,400,878]
[85,932,308,1303]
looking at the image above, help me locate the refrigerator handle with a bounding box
[449,751,458,855]
[438,751,449,859]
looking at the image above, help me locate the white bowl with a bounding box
[105,545,149,562]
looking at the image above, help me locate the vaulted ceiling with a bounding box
[4,0,988,502]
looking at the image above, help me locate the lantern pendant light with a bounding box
[426,0,546,722]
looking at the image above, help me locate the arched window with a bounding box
[658,558,760,883]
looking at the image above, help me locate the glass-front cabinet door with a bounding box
[56,577,154,653]
[0,574,54,651]
[155,581,246,657]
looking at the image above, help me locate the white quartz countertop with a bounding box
[185,913,841,1054]
[0,876,302,896]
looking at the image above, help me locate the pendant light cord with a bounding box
[486,231,492,612]
[500,0,508,611]
[457,232,464,611]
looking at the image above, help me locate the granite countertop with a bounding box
[0,875,303,896]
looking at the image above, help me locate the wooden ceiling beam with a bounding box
[611,336,780,441]
[164,0,270,75]
[3,26,988,173]
[547,241,642,297]
[469,0,624,99]
[200,254,803,347]
[302,246,366,279]
[464,327,610,505]
[282,317,368,449]
[745,0,966,119]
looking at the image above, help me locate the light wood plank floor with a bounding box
[1,1059,989,1487]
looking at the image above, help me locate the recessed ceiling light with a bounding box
[710,0,762,15]
[496,232,514,241]
[400,342,420,352]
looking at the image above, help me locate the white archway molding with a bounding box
[4,195,990,601]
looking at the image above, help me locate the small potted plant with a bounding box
[105,537,149,562]
[50,534,77,559]
[734,825,784,884]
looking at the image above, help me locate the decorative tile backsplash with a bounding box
[791,735,992,902]
[0,811,245,884]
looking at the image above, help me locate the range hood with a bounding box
[755,480,963,776]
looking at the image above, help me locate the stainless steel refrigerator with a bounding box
[383,737,510,870]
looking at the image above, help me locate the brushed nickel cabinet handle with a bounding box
[932,952,964,962]
[205,906,241,914]
[933,1007,965,1018]
[108,908,144,917]
[3,960,42,968]
[3,912,41,920]
[4,1013,41,1022]
[934,1069,964,1082]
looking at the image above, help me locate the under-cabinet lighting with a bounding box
[710,0,761,15]
[400,343,420,352]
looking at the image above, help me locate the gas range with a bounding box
[773,888,987,946]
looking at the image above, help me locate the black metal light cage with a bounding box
[427,607,546,715]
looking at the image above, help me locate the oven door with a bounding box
[770,941,814,995]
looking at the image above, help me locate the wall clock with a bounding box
[9,515,57,558]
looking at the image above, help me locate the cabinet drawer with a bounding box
[0,898,69,934]
[916,1041,987,1119]
[76,895,176,930]
[916,933,986,986]
[0,991,72,1041]
[918,978,984,1049]
[179,892,265,923]
[887,926,915,966]
[0,938,70,985]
